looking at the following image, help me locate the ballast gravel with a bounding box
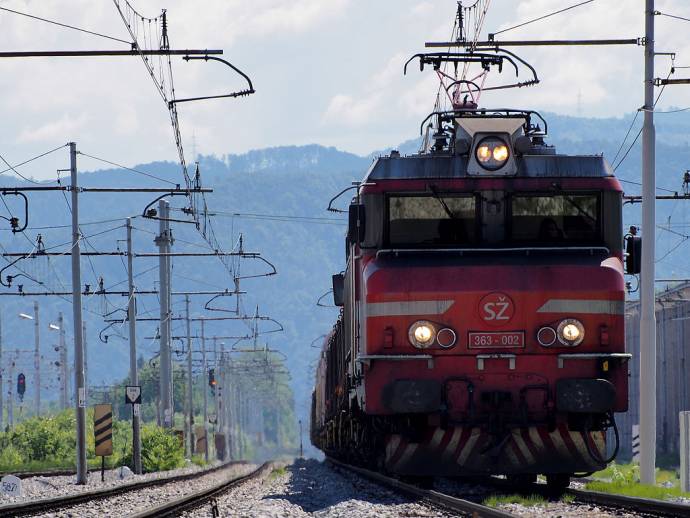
[0,463,220,506]
[3,462,256,518]
[180,458,451,517]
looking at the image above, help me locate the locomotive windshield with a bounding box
[510,194,600,245]
[386,192,603,248]
[388,195,476,246]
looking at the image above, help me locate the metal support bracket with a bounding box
[557,352,632,369]
[169,55,255,106]
[476,353,516,371]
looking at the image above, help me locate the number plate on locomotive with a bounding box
[468,331,525,348]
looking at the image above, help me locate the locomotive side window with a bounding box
[510,194,600,244]
[388,195,476,246]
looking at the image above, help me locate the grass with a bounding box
[587,462,690,501]
[190,455,208,467]
[484,493,575,508]
[483,494,547,507]
[267,466,287,481]
[585,480,690,500]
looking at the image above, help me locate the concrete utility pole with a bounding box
[201,319,209,462]
[58,313,68,410]
[221,341,229,461]
[33,301,40,417]
[185,295,194,457]
[70,142,87,485]
[127,218,142,474]
[156,200,173,428]
[0,312,3,432]
[640,0,657,485]
[83,321,87,406]
[213,337,220,436]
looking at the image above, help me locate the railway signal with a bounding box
[208,369,216,388]
[16,373,25,401]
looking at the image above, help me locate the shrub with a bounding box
[138,424,185,472]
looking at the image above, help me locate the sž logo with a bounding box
[479,292,515,325]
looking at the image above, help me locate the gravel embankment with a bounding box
[435,478,653,518]
[181,458,451,517]
[2,462,256,518]
[495,501,645,517]
[0,463,225,506]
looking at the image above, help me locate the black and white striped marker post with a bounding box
[94,404,113,482]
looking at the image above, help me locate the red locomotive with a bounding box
[311,13,634,488]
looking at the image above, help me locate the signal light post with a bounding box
[17,373,25,400]
[7,354,14,429]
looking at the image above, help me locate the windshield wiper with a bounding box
[428,184,458,220]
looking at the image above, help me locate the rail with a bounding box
[129,462,271,518]
[0,461,246,517]
[327,457,516,518]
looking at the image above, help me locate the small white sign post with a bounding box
[1,475,22,497]
[125,386,141,405]
[632,424,640,464]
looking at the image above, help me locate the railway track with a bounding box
[329,457,690,517]
[327,457,515,517]
[0,460,249,517]
[484,476,690,517]
[129,461,271,517]
[566,485,690,517]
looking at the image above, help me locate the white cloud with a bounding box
[323,92,383,126]
[17,113,89,143]
[1,0,689,174]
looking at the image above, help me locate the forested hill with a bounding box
[2,110,690,426]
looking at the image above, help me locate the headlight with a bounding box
[557,319,585,346]
[408,320,436,348]
[475,136,510,171]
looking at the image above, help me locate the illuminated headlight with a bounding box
[408,320,436,348]
[475,136,510,171]
[557,319,585,346]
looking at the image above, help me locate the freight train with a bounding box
[311,19,634,489]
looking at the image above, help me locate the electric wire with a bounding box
[0,144,67,177]
[656,11,690,23]
[611,111,639,165]
[77,151,178,186]
[0,216,140,231]
[613,68,673,172]
[0,6,131,45]
[0,150,44,185]
[492,0,595,37]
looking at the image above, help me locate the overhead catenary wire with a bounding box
[655,11,690,23]
[0,150,44,185]
[77,151,178,186]
[0,144,67,177]
[0,215,139,231]
[0,6,131,45]
[172,208,346,225]
[613,67,673,172]
[491,0,595,37]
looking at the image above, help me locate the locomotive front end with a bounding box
[346,111,630,478]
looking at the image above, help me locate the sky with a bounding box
[1,0,690,181]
